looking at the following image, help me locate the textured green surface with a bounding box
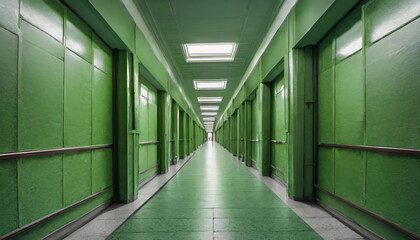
[251,97,258,167]
[66,9,92,63]
[316,3,420,238]
[19,39,64,150]
[93,34,113,76]
[12,188,113,240]
[138,75,159,180]
[0,27,18,153]
[0,1,114,238]
[21,19,64,60]
[335,52,364,145]
[64,49,92,147]
[18,155,63,225]
[89,0,135,50]
[111,142,320,239]
[63,151,92,205]
[92,148,113,193]
[0,159,18,235]
[21,0,64,42]
[271,74,288,181]
[92,68,113,144]
[364,0,420,45]
[0,0,19,34]
[365,17,420,149]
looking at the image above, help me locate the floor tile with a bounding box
[214,231,322,240]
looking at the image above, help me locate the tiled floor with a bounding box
[66,142,363,240]
[65,153,195,240]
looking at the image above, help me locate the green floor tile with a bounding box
[109,232,213,240]
[214,231,322,240]
[214,208,299,219]
[214,218,312,232]
[116,219,213,233]
[132,208,213,219]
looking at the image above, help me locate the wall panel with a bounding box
[0,159,18,235]
[18,155,63,225]
[64,50,92,147]
[316,2,420,238]
[63,151,92,205]
[19,39,64,150]
[0,1,114,238]
[0,27,18,153]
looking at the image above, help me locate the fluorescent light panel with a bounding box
[197,97,223,103]
[200,105,219,111]
[202,112,217,116]
[203,117,215,121]
[183,43,237,62]
[204,121,214,125]
[194,80,227,90]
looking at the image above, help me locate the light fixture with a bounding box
[203,117,215,121]
[204,121,214,125]
[183,43,237,62]
[202,112,217,116]
[200,105,219,111]
[194,80,227,90]
[197,97,223,103]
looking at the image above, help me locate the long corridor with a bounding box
[108,142,340,239]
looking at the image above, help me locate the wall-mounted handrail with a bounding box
[270,164,285,175]
[0,144,112,161]
[138,140,160,145]
[315,185,420,239]
[318,143,420,156]
[0,185,113,240]
[271,140,286,144]
[139,163,159,175]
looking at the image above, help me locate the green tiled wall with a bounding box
[316,2,420,238]
[0,0,114,237]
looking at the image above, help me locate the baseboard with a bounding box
[43,199,113,240]
[270,173,287,188]
[316,200,384,240]
[138,172,158,189]
[291,195,313,201]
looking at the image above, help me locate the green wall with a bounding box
[271,73,288,182]
[316,1,420,239]
[0,0,113,238]
[138,76,159,182]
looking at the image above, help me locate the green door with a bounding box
[271,73,288,182]
[138,75,158,182]
[251,97,258,168]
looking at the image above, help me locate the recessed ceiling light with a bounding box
[200,105,219,111]
[204,121,214,125]
[202,112,217,116]
[183,43,237,62]
[203,117,215,121]
[194,80,227,90]
[197,97,223,103]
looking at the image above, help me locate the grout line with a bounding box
[213,208,215,240]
